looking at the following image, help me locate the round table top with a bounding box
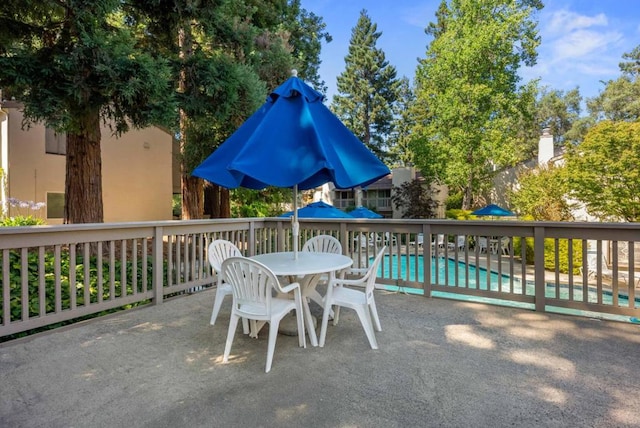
[250,251,353,276]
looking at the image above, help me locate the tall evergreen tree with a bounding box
[331,9,400,161]
[0,0,174,223]
[412,0,542,209]
[389,77,416,167]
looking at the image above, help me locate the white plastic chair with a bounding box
[431,234,445,251]
[208,240,250,335]
[302,234,343,317]
[448,235,466,252]
[500,236,511,255]
[319,246,387,349]
[477,237,488,253]
[302,234,342,254]
[221,257,306,373]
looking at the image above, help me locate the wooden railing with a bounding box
[2,218,639,338]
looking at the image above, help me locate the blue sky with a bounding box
[300,0,640,106]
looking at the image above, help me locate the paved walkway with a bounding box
[2,289,640,427]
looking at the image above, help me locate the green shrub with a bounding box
[513,236,582,274]
[445,209,473,220]
[0,216,46,227]
[446,191,463,209]
[0,250,158,322]
[544,238,583,275]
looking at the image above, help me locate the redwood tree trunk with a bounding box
[204,183,230,218]
[181,173,203,219]
[64,110,103,224]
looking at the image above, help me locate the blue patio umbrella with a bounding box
[192,71,390,257]
[280,201,352,219]
[471,204,516,217]
[349,206,383,219]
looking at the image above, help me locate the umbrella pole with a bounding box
[293,184,299,259]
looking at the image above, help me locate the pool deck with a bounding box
[2,287,640,427]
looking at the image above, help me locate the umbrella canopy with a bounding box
[280,201,352,219]
[349,206,383,219]
[471,204,516,217]
[192,71,390,257]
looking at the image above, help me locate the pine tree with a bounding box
[331,9,400,161]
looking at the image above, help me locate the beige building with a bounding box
[0,101,174,224]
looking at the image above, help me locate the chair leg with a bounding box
[354,305,378,349]
[301,294,318,347]
[223,313,240,363]
[265,319,280,373]
[319,296,333,348]
[210,288,226,325]
[333,306,341,326]
[369,297,382,332]
[293,294,306,348]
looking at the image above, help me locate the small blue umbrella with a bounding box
[349,206,383,219]
[471,204,516,217]
[280,201,352,219]
[192,71,390,257]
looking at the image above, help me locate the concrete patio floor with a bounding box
[2,288,640,428]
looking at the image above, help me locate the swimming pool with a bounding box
[378,254,639,312]
[379,254,516,291]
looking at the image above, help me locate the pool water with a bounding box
[379,254,512,290]
[378,254,639,310]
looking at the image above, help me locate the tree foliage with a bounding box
[0,0,174,223]
[509,165,574,221]
[1,0,331,221]
[564,120,640,221]
[331,9,400,161]
[391,179,439,219]
[536,86,582,144]
[411,0,542,209]
[389,77,416,167]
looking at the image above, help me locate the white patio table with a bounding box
[250,251,353,347]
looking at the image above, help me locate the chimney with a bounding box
[538,128,554,165]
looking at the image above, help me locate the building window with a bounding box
[46,192,64,219]
[362,189,391,209]
[45,128,66,155]
[333,190,354,209]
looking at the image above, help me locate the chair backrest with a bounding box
[302,235,342,254]
[208,240,242,274]
[221,257,278,316]
[457,235,466,248]
[478,237,488,248]
[362,246,387,295]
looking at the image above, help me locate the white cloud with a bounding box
[552,29,623,60]
[546,10,608,35]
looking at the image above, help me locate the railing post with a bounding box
[248,220,256,257]
[422,224,432,298]
[534,226,546,312]
[153,225,163,305]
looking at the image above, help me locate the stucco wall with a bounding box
[3,105,173,223]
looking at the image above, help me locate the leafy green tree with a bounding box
[0,0,174,223]
[564,120,640,221]
[391,179,439,219]
[587,46,640,122]
[412,0,542,209]
[509,164,574,221]
[331,9,400,161]
[536,87,582,144]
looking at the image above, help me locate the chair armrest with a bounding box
[278,282,300,294]
[329,277,366,288]
[346,267,368,275]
